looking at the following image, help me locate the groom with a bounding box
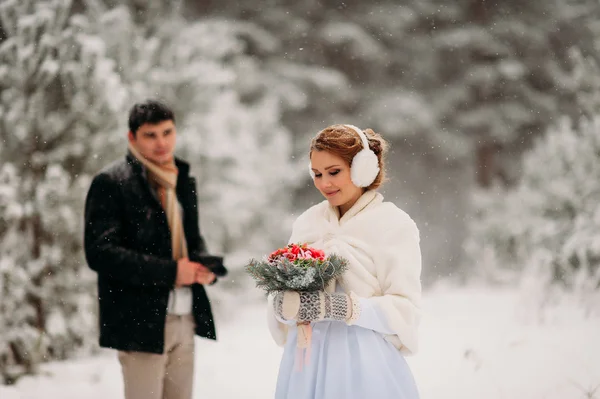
[84,100,225,399]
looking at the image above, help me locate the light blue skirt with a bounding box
[275,320,420,399]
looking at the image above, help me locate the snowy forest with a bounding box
[1,0,600,397]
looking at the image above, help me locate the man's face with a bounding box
[128,120,177,165]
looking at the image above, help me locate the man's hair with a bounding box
[128,100,175,136]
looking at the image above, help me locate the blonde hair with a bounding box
[310,124,389,190]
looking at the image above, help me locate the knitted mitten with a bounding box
[274,291,361,324]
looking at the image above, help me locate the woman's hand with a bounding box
[273,291,359,324]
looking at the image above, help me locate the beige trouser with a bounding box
[118,314,196,399]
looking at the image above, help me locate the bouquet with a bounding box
[245,243,348,368]
[245,243,347,295]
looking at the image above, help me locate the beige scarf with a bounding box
[128,142,188,260]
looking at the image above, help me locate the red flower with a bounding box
[267,250,279,260]
[267,243,327,265]
[311,249,325,260]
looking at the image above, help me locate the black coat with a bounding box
[84,154,216,354]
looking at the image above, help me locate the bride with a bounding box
[267,124,422,398]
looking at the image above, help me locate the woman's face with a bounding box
[310,150,363,216]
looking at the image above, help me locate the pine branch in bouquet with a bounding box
[245,244,348,295]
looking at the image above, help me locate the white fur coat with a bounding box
[267,190,422,355]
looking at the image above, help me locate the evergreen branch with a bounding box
[245,254,348,295]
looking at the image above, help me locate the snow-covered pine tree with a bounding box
[159,21,304,259]
[464,51,600,313]
[420,0,600,186]
[0,0,125,383]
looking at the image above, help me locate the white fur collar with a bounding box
[325,190,383,225]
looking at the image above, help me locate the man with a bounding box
[84,100,223,399]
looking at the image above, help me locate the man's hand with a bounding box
[195,266,216,285]
[176,258,202,287]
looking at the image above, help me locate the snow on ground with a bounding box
[2,285,599,399]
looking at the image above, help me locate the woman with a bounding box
[267,124,422,398]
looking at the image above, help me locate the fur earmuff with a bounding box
[345,125,379,188]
